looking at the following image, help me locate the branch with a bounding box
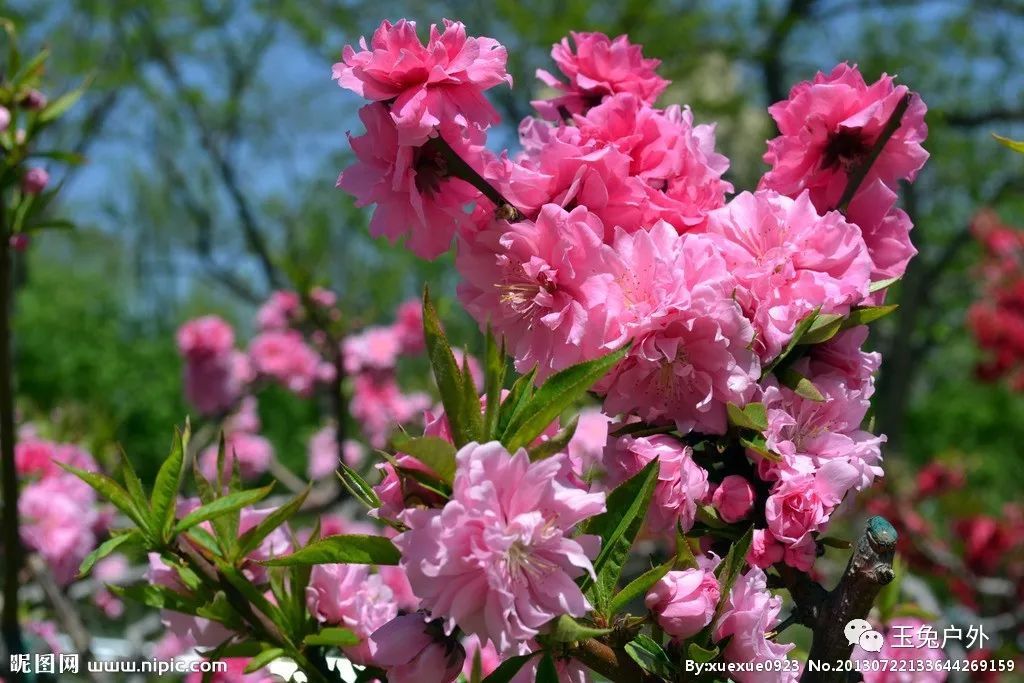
[780,516,898,683]
[945,106,1024,127]
[836,93,913,211]
[424,134,524,222]
[568,638,661,683]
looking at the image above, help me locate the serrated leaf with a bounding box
[687,643,719,663]
[502,345,628,452]
[423,288,476,446]
[483,328,507,440]
[676,524,699,570]
[37,84,86,124]
[303,627,360,648]
[152,426,188,541]
[78,531,141,578]
[391,434,456,484]
[119,449,149,514]
[726,402,768,432]
[56,462,149,532]
[111,583,201,614]
[624,634,677,677]
[496,367,536,437]
[244,648,285,674]
[579,458,659,609]
[738,435,782,462]
[778,367,826,402]
[480,654,538,683]
[535,653,559,683]
[844,304,898,328]
[262,534,400,566]
[174,486,273,535]
[214,559,285,627]
[545,614,612,642]
[461,351,485,441]
[608,558,673,616]
[528,415,578,461]
[337,463,381,510]
[994,132,1024,154]
[797,313,845,345]
[868,277,900,293]
[712,526,754,623]
[234,487,308,559]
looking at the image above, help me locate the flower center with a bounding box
[822,128,872,172]
[414,145,450,195]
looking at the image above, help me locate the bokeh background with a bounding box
[4,0,1024,673]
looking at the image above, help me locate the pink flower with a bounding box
[761,62,928,212]
[15,439,96,479]
[395,441,605,653]
[712,475,756,523]
[599,225,759,434]
[746,529,785,569]
[306,563,398,665]
[764,460,861,548]
[567,408,610,476]
[603,434,708,533]
[0,106,9,131]
[802,326,880,396]
[338,103,483,259]
[334,19,511,146]
[19,474,98,585]
[378,565,420,612]
[714,567,799,682]
[847,179,917,288]
[184,658,275,683]
[705,190,872,361]
[351,373,432,448]
[535,32,668,118]
[22,167,49,194]
[645,569,719,640]
[249,330,331,396]
[457,204,627,378]
[853,618,947,683]
[199,431,273,482]
[344,325,403,373]
[177,316,248,414]
[307,424,364,480]
[256,291,301,330]
[177,315,235,357]
[393,298,425,354]
[461,635,501,680]
[371,612,466,683]
[451,348,484,388]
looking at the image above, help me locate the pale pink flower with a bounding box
[847,178,917,289]
[199,431,273,482]
[393,298,425,354]
[338,103,483,259]
[461,635,501,680]
[378,565,420,612]
[764,460,861,548]
[249,329,330,396]
[761,62,928,212]
[371,612,466,683]
[746,529,785,569]
[224,396,262,434]
[646,569,719,640]
[535,32,668,117]
[511,651,591,683]
[853,618,947,683]
[451,348,484,388]
[307,424,364,480]
[0,106,9,131]
[705,190,873,361]
[456,204,627,378]
[93,554,129,618]
[22,167,49,194]
[351,372,431,448]
[19,474,98,585]
[599,225,759,433]
[256,291,301,330]
[307,563,398,665]
[712,475,756,523]
[803,326,880,397]
[334,19,511,146]
[395,442,605,653]
[238,506,293,583]
[567,408,611,477]
[344,325,403,373]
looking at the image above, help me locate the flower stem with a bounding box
[426,134,525,222]
[569,638,661,683]
[835,93,913,212]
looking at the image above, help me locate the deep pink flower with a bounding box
[22,167,49,194]
[338,103,483,259]
[15,439,96,479]
[371,612,466,683]
[803,326,880,396]
[334,19,511,146]
[746,529,785,569]
[599,225,759,433]
[177,316,248,414]
[199,431,273,482]
[395,441,605,653]
[344,325,403,373]
[307,424,364,480]
[457,204,627,378]
[764,460,860,548]
[393,298,426,354]
[761,62,928,212]
[846,179,917,289]
[249,330,331,396]
[604,434,708,533]
[714,567,799,682]
[646,569,719,640]
[20,474,98,585]
[177,315,235,357]
[256,291,301,330]
[307,563,398,665]
[706,190,873,361]
[351,372,432,448]
[535,32,668,118]
[712,475,756,523]
[0,106,9,131]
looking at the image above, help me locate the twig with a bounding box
[569,638,661,683]
[424,135,525,222]
[836,93,913,211]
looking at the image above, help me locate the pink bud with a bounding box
[645,569,720,640]
[711,474,755,523]
[21,90,47,110]
[370,612,466,683]
[9,235,30,252]
[21,167,49,195]
[0,106,9,132]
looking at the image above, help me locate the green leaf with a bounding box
[726,402,768,432]
[535,653,559,683]
[527,416,578,461]
[37,84,86,124]
[483,328,507,440]
[496,367,536,437]
[337,463,382,510]
[502,345,628,452]
[738,434,782,462]
[78,531,141,578]
[423,288,477,446]
[55,462,149,532]
[579,458,660,609]
[797,313,845,345]
[608,558,674,616]
[391,434,457,484]
[152,425,189,541]
[993,132,1024,154]
[624,634,677,678]
[843,304,899,328]
[712,526,754,623]
[174,486,273,535]
[778,367,826,402]
[111,583,201,615]
[868,277,900,294]
[470,647,484,683]
[244,648,285,674]
[119,449,149,514]
[676,525,699,570]
[303,627,361,648]
[544,614,611,643]
[762,308,820,375]
[215,560,286,628]
[461,350,486,441]
[234,487,308,559]
[481,654,538,683]
[262,535,400,566]
[687,643,719,664]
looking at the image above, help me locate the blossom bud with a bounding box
[21,89,47,110]
[645,569,719,640]
[21,167,49,195]
[370,612,466,683]
[711,474,755,523]
[9,234,30,252]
